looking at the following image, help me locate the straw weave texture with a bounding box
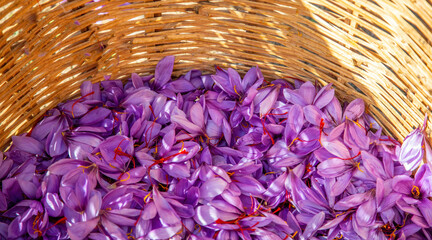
[1,0,432,150]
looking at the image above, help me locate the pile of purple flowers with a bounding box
[1,56,432,240]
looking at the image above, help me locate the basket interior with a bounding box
[1,0,432,150]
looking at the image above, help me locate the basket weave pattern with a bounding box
[1,0,431,150]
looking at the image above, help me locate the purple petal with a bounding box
[142,202,157,220]
[302,211,325,239]
[283,88,307,106]
[314,84,335,109]
[12,136,44,155]
[377,193,401,212]
[43,193,64,217]
[334,192,370,210]
[194,205,219,226]
[317,158,352,178]
[324,97,342,124]
[259,85,281,118]
[298,81,316,105]
[361,151,387,180]
[392,175,414,195]
[200,177,228,199]
[285,104,304,143]
[232,175,265,197]
[67,217,100,240]
[399,129,424,171]
[154,55,175,88]
[48,159,92,175]
[105,209,141,226]
[100,217,128,239]
[167,79,195,92]
[79,107,111,125]
[322,140,350,159]
[121,88,156,107]
[343,98,365,120]
[152,188,180,225]
[147,224,182,239]
[172,114,202,134]
[418,199,432,226]
[222,118,232,145]
[131,73,144,88]
[190,102,205,129]
[0,192,6,211]
[355,197,376,226]
[228,68,243,94]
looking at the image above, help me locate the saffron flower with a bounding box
[0,55,431,240]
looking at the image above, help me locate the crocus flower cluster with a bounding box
[1,56,432,240]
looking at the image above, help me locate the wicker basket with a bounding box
[1,0,432,150]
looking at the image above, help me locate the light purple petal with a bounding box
[399,129,424,171]
[200,177,228,199]
[259,85,281,118]
[355,197,376,226]
[317,158,351,178]
[334,192,370,210]
[154,55,175,88]
[302,211,325,239]
[67,217,100,240]
[343,98,365,120]
[298,81,316,105]
[152,188,180,225]
[361,151,387,180]
[418,199,432,226]
[314,84,335,109]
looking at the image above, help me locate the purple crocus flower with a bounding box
[1,55,432,239]
[393,164,432,228]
